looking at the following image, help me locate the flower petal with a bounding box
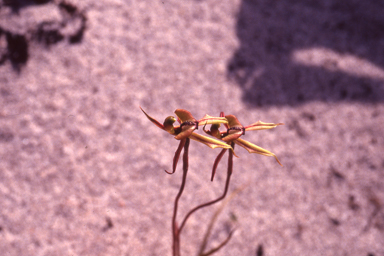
[189,133,233,150]
[198,114,228,126]
[218,115,244,142]
[174,124,196,140]
[245,121,284,131]
[174,109,197,123]
[140,107,166,131]
[221,131,243,143]
[234,138,282,166]
[225,115,243,128]
[203,123,222,139]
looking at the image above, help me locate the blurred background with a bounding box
[0,0,383,255]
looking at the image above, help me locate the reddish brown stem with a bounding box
[172,138,190,256]
[179,143,235,234]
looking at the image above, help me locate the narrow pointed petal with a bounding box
[189,133,232,150]
[234,138,283,166]
[140,107,166,130]
[174,109,196,123]
[211,148,227,181]
[245,121,284,131]
[198,114,228,126]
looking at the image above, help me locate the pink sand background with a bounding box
[0,0,383,255]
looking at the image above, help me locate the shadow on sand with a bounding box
[227,0,384,107]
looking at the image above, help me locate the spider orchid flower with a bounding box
[140,107,233,174]
[204,112,283,180]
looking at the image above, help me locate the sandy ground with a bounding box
[0,0,383,255]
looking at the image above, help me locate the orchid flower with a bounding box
[140,107,233,174]
[204,112,283,180]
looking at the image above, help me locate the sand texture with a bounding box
[0,0,383,255]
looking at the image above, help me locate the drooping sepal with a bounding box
[165,139,186,174]
[210,148,227,181]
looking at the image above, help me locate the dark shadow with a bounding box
[0,1,86,71]
[228,0,384,106]
[3,0,52,13]
[0,29,28,72]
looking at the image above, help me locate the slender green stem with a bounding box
[172,138,190,256]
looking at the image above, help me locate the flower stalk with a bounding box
[172,138,190,256]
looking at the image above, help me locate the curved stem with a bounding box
[172,138,190,256]
[200,229,236,256]
[179,143,235,233]
[198,143,236,255]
